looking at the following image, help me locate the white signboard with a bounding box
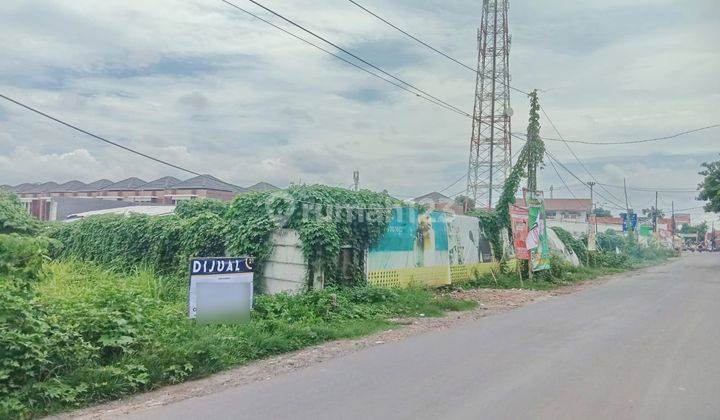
[189,257,254,323]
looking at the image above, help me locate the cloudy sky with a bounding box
[1,0,718,220]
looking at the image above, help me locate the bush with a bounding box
[551,227,587,262]
[2,257,474,417]
[0,191,41,235]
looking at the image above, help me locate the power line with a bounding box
[437,172,467,193]
[544,149,626,210]
[539,105,626,206]
[0,93,202,176]
[230,0,472,117]
[538,123,720,145]
[597,183,698,193]
[343,0,530,96]
[220,0,471,118]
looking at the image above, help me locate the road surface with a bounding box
[113,254,720,420]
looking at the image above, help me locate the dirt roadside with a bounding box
[53,275,613,419]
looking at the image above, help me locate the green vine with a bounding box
[467,90,545,261]
[49,185,400,290]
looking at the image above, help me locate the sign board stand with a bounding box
[189,257,254,323]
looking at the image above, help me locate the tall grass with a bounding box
[4,261,474,418]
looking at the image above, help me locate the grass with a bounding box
[7,261,476,418]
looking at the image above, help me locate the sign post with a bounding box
[189,257,254,323]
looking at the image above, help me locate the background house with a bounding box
[2,175,279,221]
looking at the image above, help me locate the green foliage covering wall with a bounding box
[48,185,400,288]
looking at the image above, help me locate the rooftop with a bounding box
[413,191,453,203]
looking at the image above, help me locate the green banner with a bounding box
[525,190,551,272]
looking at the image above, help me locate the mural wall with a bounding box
[367,208,495,288]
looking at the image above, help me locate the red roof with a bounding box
[596,216,623,225]
[517,198,592,212]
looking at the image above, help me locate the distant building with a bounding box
[2,176,280,220]
[518,198,593,221]
[412,191,464,214]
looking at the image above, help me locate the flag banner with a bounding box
[587,215,597,251]
[524,189,551,272]
[509,204,530,260]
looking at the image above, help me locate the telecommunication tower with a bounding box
[466,0,513,210]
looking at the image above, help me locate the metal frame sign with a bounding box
[189,257,254,323]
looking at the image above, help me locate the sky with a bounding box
[0,0,718,222]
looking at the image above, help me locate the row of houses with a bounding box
[412,190,692,237]
[1,174,278,221]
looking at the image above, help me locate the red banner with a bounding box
[509,204,530,260]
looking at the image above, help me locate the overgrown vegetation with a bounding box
[2,255,475,418]
[49,185,400,288]
[0,186,678,417]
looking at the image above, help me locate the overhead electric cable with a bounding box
[539,105,625,206]
[343,0,530,95]
[220,0,471,117]
[226,0,471,117]
[544,149,626,210]
[537,123,720,145]
[0,94,202,176]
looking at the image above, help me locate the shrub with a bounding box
[0,191,41,235]
[551,226,587,262]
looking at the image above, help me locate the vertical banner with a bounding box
[587,214,597,251]
[509,204,530,260]
[524,190,551,272]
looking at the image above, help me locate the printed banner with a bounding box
[524,190,551,272]
[448,214,491,265]
[509,204,530,260]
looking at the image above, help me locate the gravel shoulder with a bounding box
[53,272,620,419]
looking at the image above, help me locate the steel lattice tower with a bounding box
[466,0,512,210]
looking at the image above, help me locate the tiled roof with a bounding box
[24,182,60,194]
[101,177,148,191]
[140,176,181,190]
[246,182,279,192]
[171,174,244,192]
[51,180,87,192]
[595,216,623,225]
[413,191,452,203]
[9,183,38,193]
[76,179,113,191]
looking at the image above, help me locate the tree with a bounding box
[455,195,475,211]
[593,207,611,217]
[698,157,720,213]
[680,222,708,237]
[642,206,665,231]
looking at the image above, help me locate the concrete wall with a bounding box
[263,229,308,294]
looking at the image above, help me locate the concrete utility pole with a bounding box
[353,170,359,192]
[654,191,659,232]
[549,185,554,199]
[587,181,596,209]
[671,200,675,234]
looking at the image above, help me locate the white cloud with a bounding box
[0,0,718,219]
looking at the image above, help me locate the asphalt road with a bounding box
[117,254,720,420]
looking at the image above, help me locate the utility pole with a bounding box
[353,170,359,192]
[671,200,675,234]
[654,191,659,233]
[549,185,554,199]
[587,181,596,208]
[623,178,633,237]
